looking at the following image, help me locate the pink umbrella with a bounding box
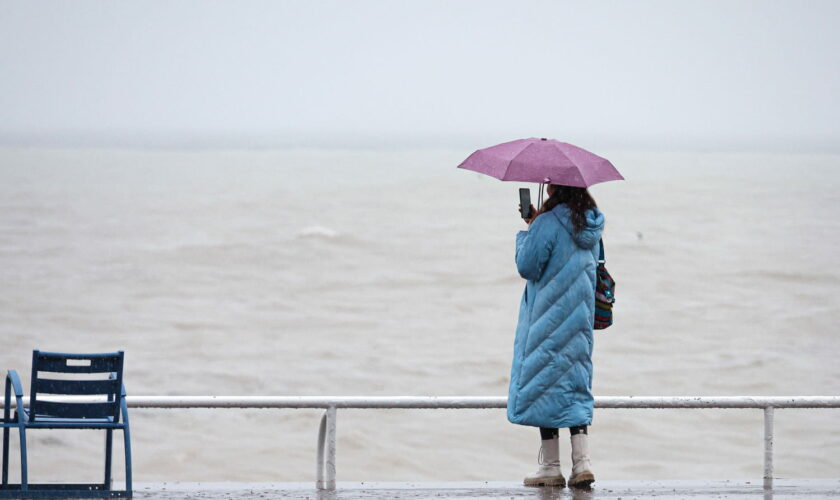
[457,137,623,187]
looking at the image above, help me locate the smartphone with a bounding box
[519,188,532,219]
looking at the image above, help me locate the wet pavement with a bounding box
[132,479,840,499]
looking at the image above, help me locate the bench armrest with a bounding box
[5,370,23,398]
[119,383,130,424]
[4,370,25,424]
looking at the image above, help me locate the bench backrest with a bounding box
[28,350,124,423]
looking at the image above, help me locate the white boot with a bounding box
[523,436,566,487]
[568,432,595,488]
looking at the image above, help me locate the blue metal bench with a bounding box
[1,350,132,498]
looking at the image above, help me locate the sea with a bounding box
[0,147,838,482]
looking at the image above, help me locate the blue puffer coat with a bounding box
[507,203,605,429]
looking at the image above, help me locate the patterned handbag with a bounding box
[594,238,615,330]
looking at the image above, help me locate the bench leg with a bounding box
[123,424,132,495]
[18,425,27,490]
[2,424,8,485]
[104,428,113,489]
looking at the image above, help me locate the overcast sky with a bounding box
[1,1,838,151]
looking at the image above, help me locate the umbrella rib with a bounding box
[547,142,586,186]
[500,141,540,181]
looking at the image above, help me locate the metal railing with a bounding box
[5,395,840,490]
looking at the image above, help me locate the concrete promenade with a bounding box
[131,479,840,499]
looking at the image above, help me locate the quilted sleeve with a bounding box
[515,214,554,281]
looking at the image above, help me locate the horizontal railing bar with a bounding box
[3,396,840,410]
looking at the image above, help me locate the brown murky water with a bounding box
[0,148,838,483]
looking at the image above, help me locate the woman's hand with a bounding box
[517,204,538,225]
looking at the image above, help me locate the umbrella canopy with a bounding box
[457,137,623,187]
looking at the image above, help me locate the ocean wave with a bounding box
[295,225,341,239]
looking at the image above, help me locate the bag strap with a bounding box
[598,238,605,263]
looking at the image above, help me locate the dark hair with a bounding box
[538,184,597,233]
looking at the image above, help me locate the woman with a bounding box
[509,183,604,489]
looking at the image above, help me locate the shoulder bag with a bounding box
[594,238,615,330]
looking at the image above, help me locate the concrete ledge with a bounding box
[130,479,840,499]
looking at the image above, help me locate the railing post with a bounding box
[326,405,337,490]
[316,406,337,491]
[763,406,774,490]
[315,411,327,489]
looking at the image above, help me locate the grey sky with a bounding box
[1,1,838,151]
